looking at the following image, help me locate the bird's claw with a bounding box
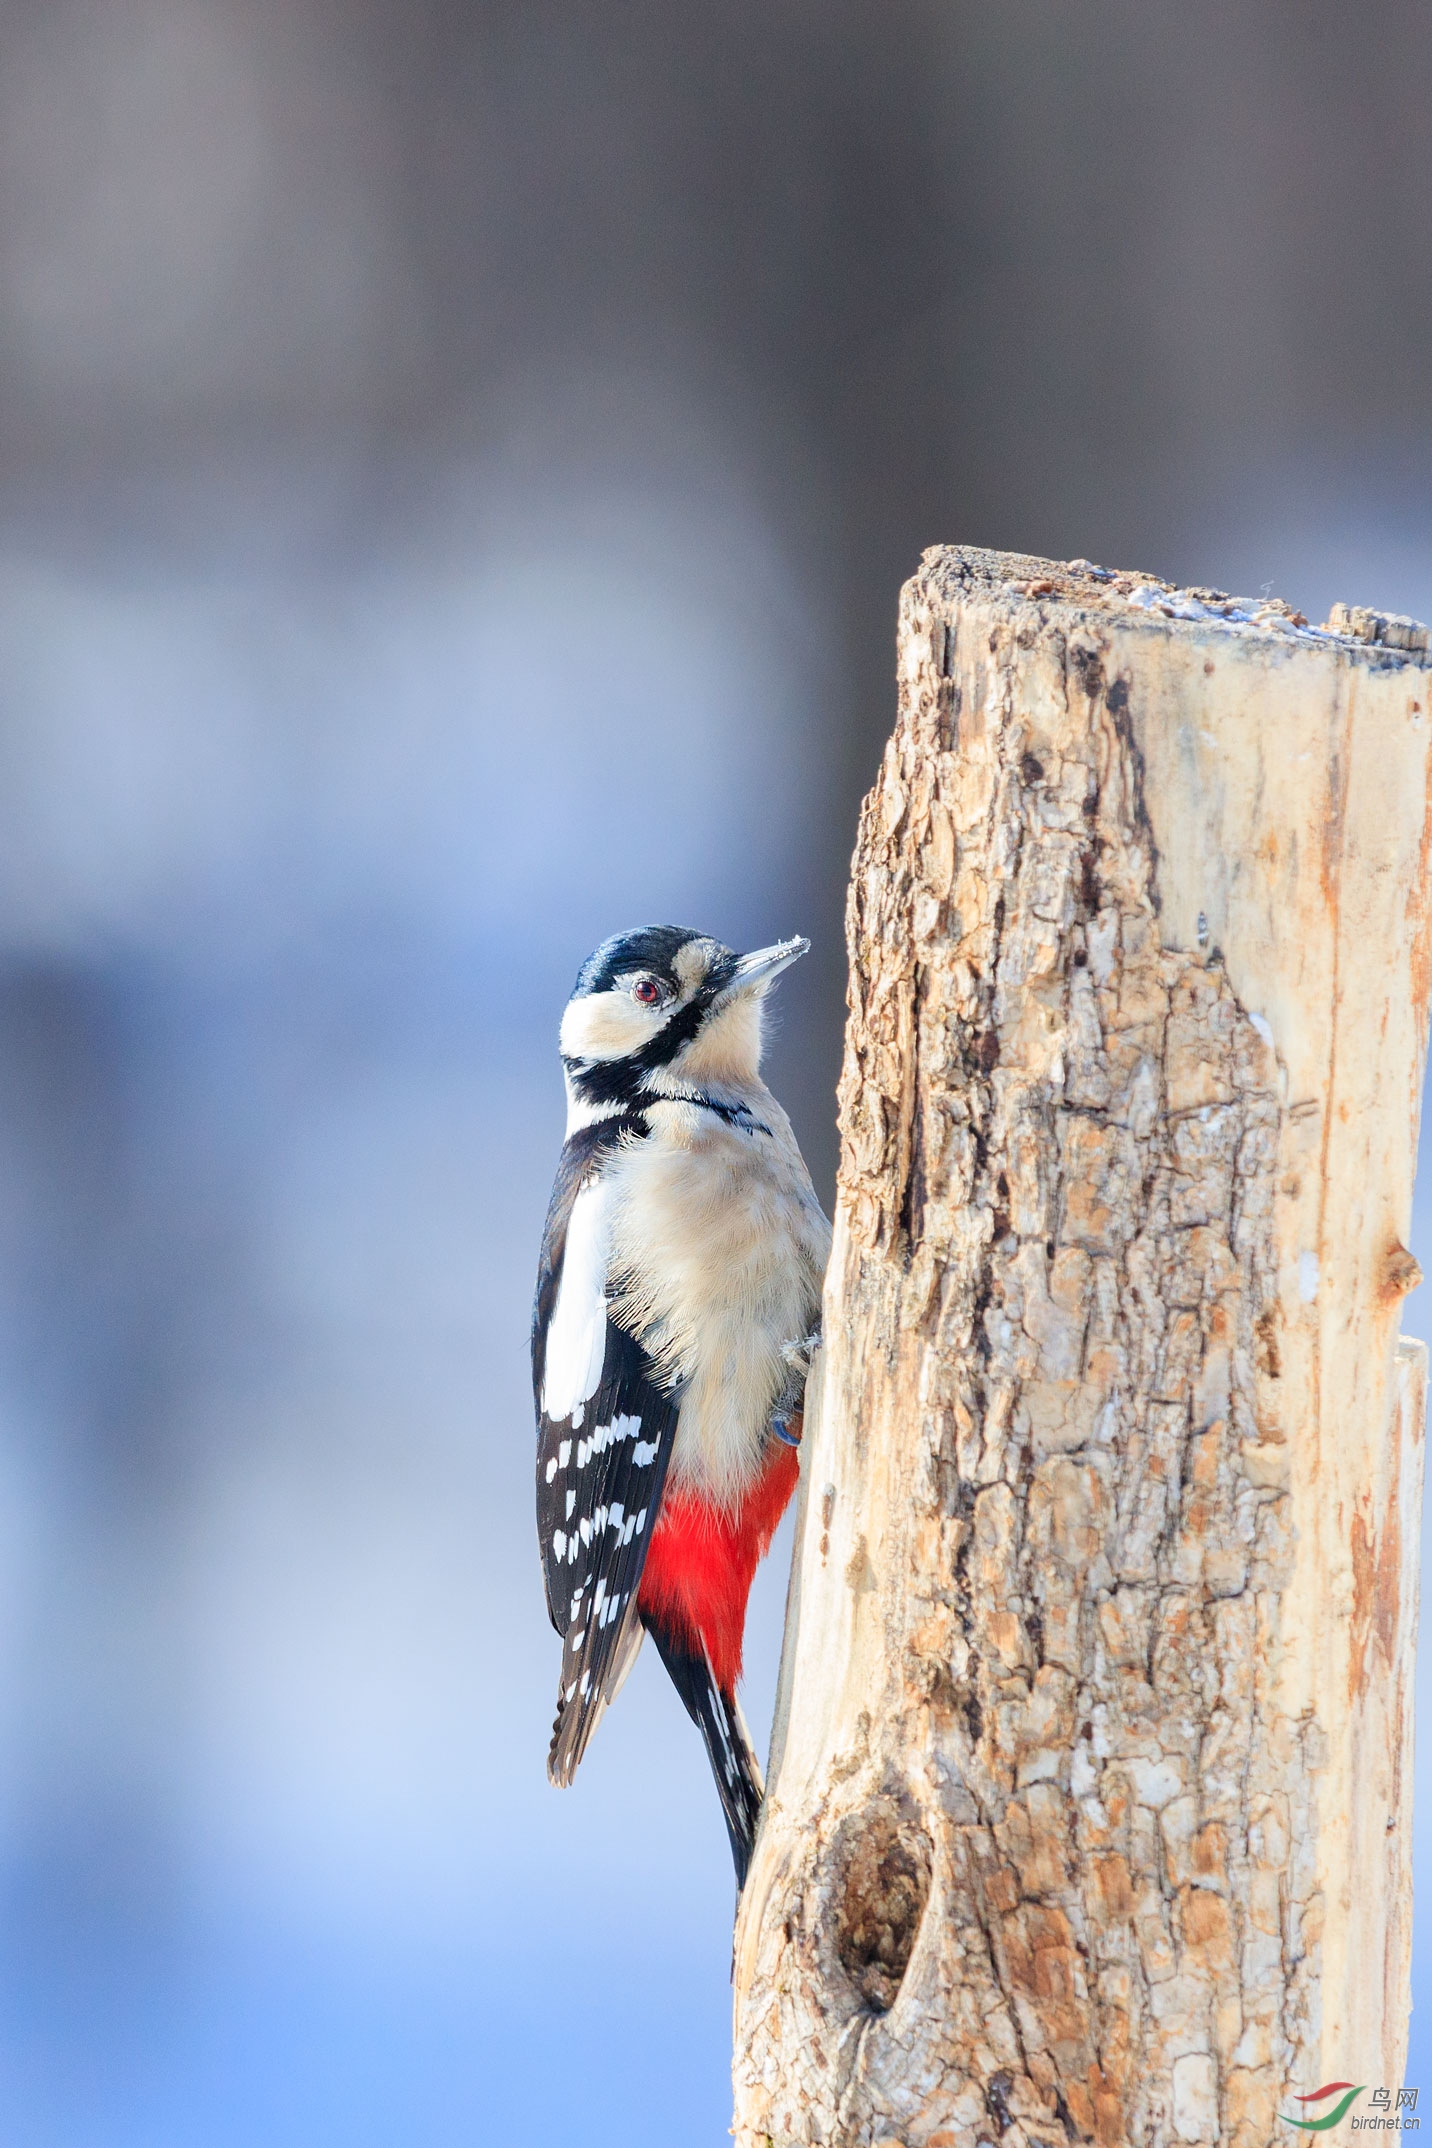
[771,1327,822,1447]
[779,1326,822,1378]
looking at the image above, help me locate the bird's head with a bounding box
[559,924,808,1111]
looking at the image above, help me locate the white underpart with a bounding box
[541,1180,612,1422]
[604,1075,831,1509]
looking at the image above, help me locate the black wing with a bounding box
[533,1118,680,1785]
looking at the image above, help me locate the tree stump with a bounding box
[733,548,1432,2147]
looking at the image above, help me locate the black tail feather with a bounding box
[648,1619,763,1889]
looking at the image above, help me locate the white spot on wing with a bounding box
[545,1457,557,1483]
[582,1415,642,1461]
[632,1438,659,1465]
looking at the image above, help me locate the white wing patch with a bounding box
[541,1180,612,1423]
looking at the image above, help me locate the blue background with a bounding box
[0,3,1429,2139]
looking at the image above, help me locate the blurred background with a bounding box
[0,1,1429,2139]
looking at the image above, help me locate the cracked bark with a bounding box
[733,548,1432,2148]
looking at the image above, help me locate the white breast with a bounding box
[605,1094,830,1509]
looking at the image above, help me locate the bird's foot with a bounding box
[779,1326,822,1379]
[771,1327,821,1447]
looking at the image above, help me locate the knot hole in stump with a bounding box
[832,1803,932,2013]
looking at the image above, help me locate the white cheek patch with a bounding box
[560,989,663,1062]
[541,1183,612,1422]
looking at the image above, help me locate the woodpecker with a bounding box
[532,925,830,1887]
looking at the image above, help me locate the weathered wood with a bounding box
[733,548,1432,2147]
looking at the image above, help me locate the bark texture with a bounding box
[733,549,1432,2148]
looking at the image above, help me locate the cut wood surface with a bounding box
[733,548,1432,2148]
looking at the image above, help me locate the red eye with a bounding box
[634,978,661,1005]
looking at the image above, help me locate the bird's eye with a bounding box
[634,978,661,1006]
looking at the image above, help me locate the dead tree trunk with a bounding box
[733,548,1432,2148]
